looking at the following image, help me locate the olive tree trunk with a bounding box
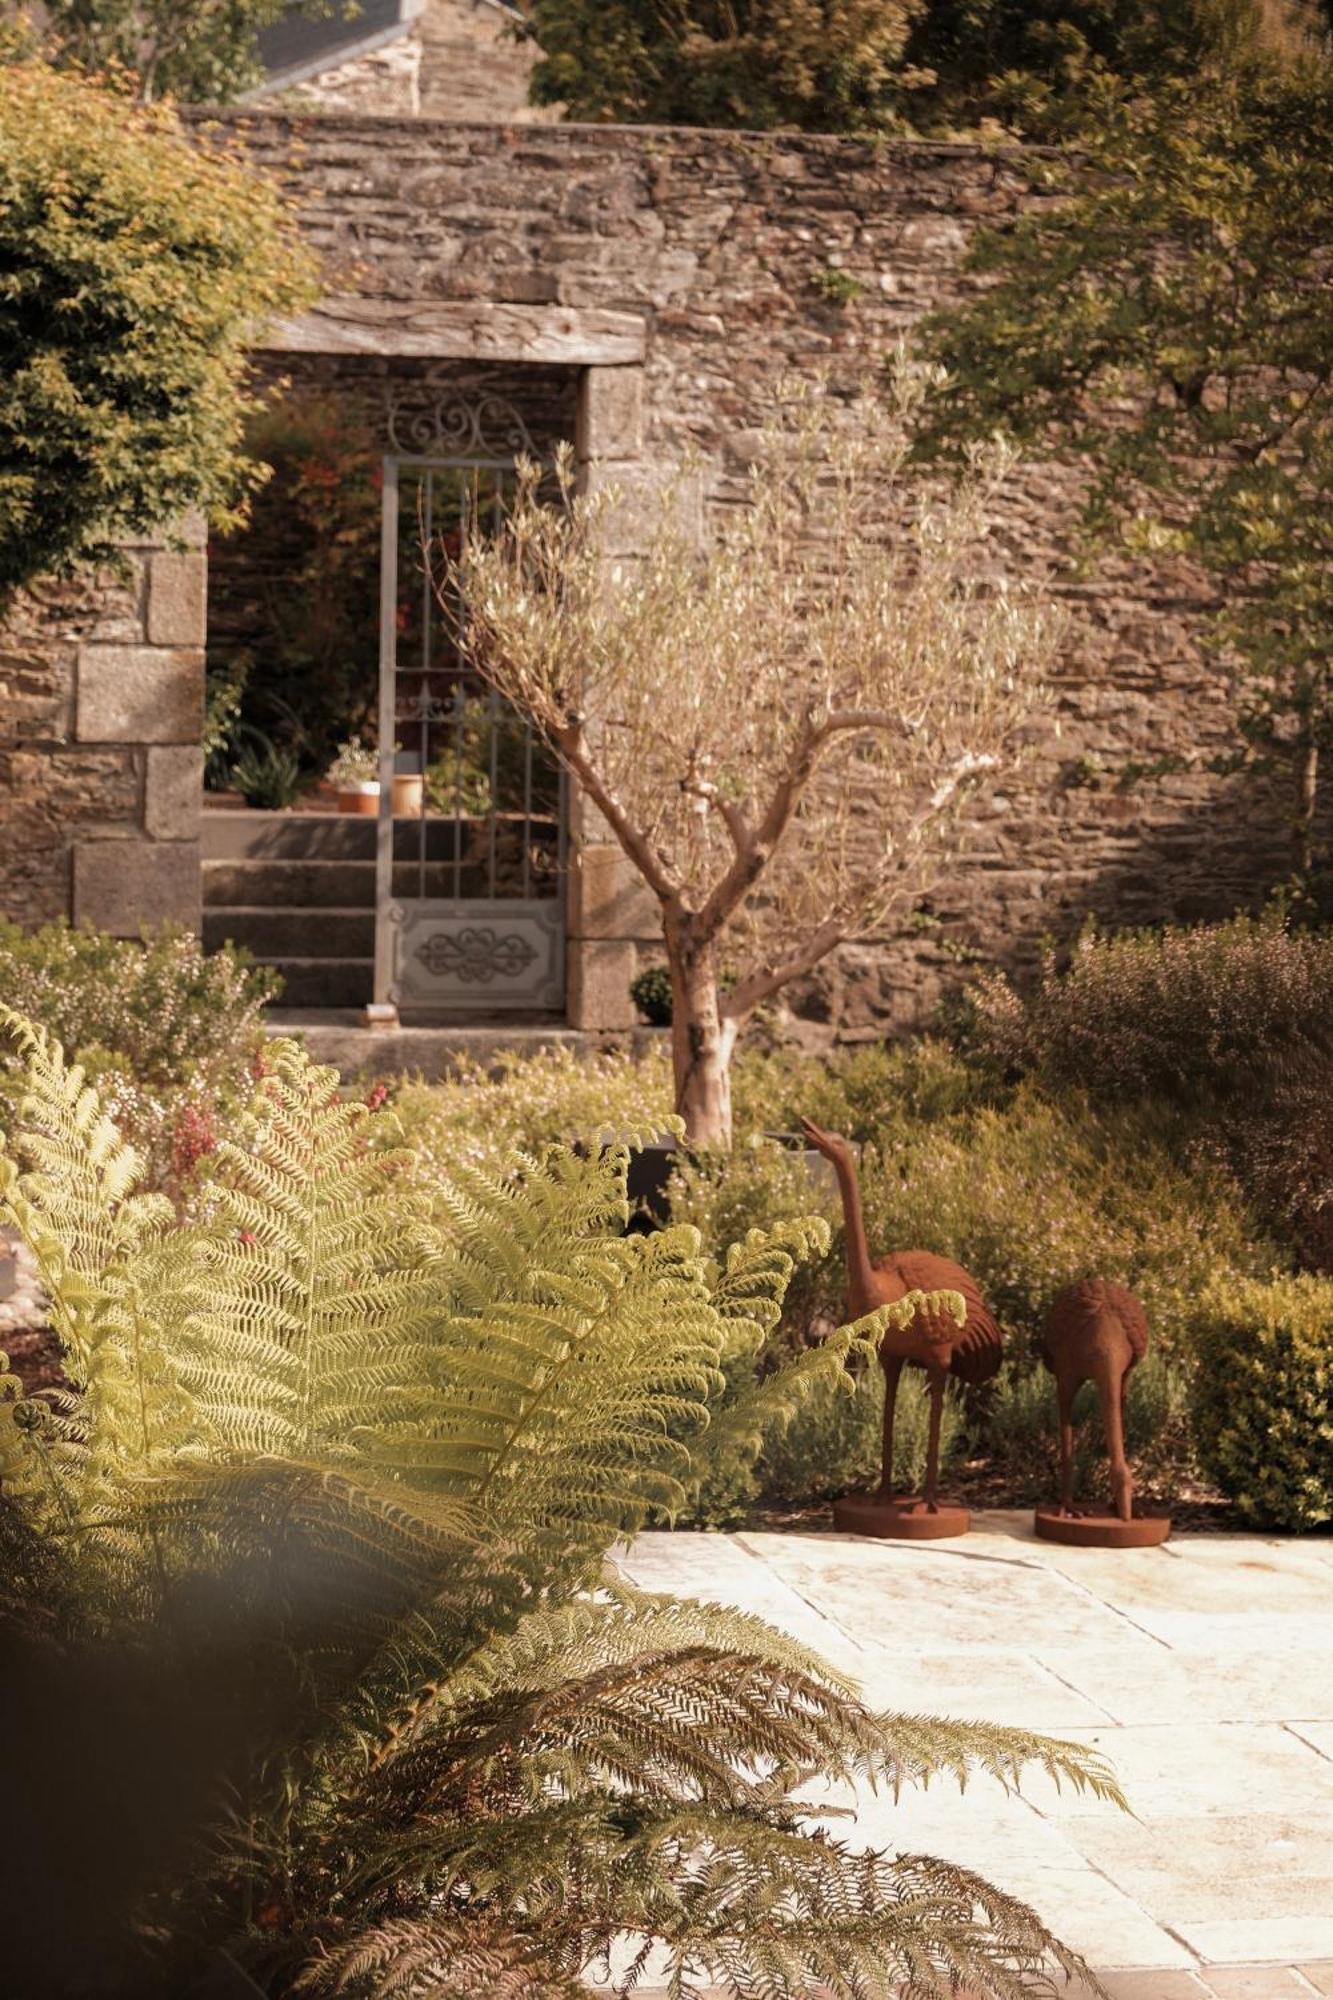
[666,932,738,1151]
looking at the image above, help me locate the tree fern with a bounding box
[0,1021,1122,2000]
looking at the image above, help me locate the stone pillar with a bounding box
[70,525,206,935]
[566,362,656,1032]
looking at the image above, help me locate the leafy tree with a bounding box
[441,360,1057,1149]
[522,0,921,129]
[922,50,1333,878]
[900,0,1321,131]
[0,1016,1121,1996]
[36,0,334,104]
[0,52,315,601]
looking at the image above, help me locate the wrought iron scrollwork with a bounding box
[385,374,539,460]
[414,926,539,985]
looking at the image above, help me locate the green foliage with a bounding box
[0,53,315,602]
[983,1349,1194,1505]
[0,1019,1120,1997]
[38,0,335,103]
[963,917,1333,1269]
[383,1043,678,1179]
[922,51,1333,872]
[207,393,383,782]
[1191,1272,1333,1528]
[229,732,309,809]
[760,1364,969,1509]
[391,1035,1272,1510]
[812,265,866,306]
[899,0,1312,132]
[630,963,673,1025]
[0,919,277,1193]
[523,0,919,130]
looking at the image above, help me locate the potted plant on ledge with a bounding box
[327,737,379,816]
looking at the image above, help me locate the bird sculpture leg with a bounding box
[1057,1376,1077,1518]
[878,1353,904,1503]
[1100,1361,1134,1523]
[923,1366,947,1513]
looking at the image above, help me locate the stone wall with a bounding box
[3,113,1314,1035]
[0,527,205,936]
[216,114,1310,1032]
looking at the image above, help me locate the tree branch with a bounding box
[722,914,848,1019]
[555,723,683,905]
[722,746,1002,1019]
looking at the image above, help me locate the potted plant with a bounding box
[391,767,424,818]
[327,737,379,816]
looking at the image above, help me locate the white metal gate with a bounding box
[373,445,566,1014]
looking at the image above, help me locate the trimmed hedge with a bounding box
[1192,1275,1333,1531]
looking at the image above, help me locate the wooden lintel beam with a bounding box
[262,297,647,367]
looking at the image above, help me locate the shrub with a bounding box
[526,0,918,131]
[760,1367,969,1511]
[1191,1273,1333,1529]
[384,1042,676,1180]
[0,53,315,601]
[0,921,276,1192]
[968,916,1333,1104]
[965,916,1333,1267]
[388,1038,1276,1513]
[0,1019,1118,1996]
[629,963,672,1026]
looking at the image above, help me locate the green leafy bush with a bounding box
[389,1037,1273,1512]
[674,1063,1268,1507]
[0,921,277,1192]
[964,917,1333,1268]
[1191,1273,1333,1529]
[629,963,673,1025]
[526,0,919,130]
[384,1043,677,1180]
[0,53,315,601]
[760,1367,969,1511]
[0,1017,1118,1996]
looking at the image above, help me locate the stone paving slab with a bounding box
[613,1515,1333,1990]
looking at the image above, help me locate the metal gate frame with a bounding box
[372,453,567,1014]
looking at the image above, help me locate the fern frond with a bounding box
[291,1916,586,1998]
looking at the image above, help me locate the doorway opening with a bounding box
[201,356,575,1016]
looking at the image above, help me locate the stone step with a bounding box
[203,810,377,861]
[257,959,375,1009]
[201,859,518,908]
[201,807,557,863]
[203,907,374,959]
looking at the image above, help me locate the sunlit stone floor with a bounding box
[611,1514,1333,1997]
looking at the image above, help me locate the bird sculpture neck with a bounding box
[828,1147,878,1318]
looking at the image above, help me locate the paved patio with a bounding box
[613,1515,1333,1999]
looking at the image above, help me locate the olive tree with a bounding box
[439,361,1058,1149]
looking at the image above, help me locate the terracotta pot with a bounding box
[338,782,380,817]
[391,772,424,818]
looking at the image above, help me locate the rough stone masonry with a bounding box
[1,114,1307,1033]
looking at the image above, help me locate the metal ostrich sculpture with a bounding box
[1034,1278,1170,1547]
[799,1117,1003,1539]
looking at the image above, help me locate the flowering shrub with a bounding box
[0,922,276,1194]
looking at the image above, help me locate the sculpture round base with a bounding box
[833,1494,970,1540]
[1033,1507,1171,1548]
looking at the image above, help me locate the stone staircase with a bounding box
[203,809,378,1008]
[202,807,566,1011]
